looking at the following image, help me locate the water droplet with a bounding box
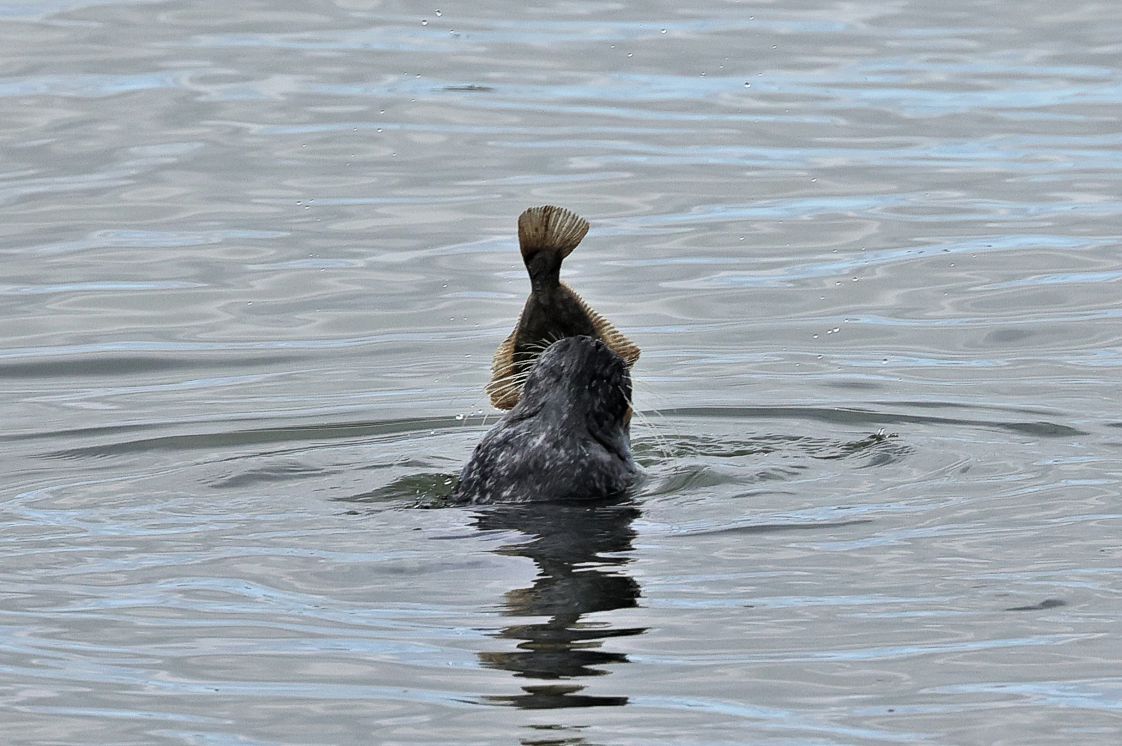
[744,82,751,87]
[435,9,442,16]
[455,413,464,421]
[660,28,667,34]
[376,128,384,133]
[421,19,428,25]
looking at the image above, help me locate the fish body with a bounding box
[487,206,640,409]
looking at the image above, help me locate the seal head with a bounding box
[455,335,638,503]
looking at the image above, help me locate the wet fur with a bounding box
[455,336,638,503]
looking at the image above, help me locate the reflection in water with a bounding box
[473,499,645,710]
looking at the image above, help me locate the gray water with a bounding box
[3,0,1122,743]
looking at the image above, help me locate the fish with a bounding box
[486,205,640,410]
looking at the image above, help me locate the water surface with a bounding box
[3,0,1122,743]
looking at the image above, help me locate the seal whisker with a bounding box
[518,337,557,351]
[630,407,673,460]
[614,381,671,460]
[487,369,533,395]
[631,381,680,457]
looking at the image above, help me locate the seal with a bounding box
[487,206,640,410]
[454,335,638,504]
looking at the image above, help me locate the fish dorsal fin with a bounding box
[517,205,589,263]
[563,283,641,366]
[486,321,521,410]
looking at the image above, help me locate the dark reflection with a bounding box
[473,498,644,710]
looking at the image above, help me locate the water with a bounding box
[3,0,1122,743]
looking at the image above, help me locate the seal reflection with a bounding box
[473,497,645,709]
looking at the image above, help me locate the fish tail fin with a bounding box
[517,205,589,265]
